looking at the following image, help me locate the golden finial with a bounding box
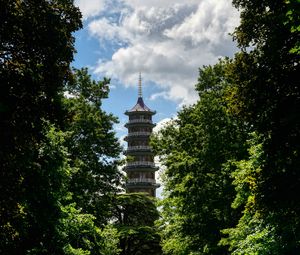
[138,72,142,98]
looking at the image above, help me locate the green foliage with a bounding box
[111,193,162,255]
[14,123,75,255]
[54,68,124,255]
[221,215,280,255]
[0,4,123,251]
[58,204,121,255]
[221,0,300,253]
[285,0,300,54]
[99,225,121,255]
[152,60,249,254]
[59,204,98,253]
[229,0,300,144]
[0,0,81,253]
[220,134,283,254]
[65,68,110,107]
[63,68,122,225]
[0,66,123,254]
[64,245,91,255]
[156,194,195,255]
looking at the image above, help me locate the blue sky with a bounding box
[73,19,178,140]
[72,0,240,133]
[72,0,240,195]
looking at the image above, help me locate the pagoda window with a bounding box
[128,172,139,179]
[135,155,152,162]
[129,140,149,146]
[129,115,139,120]
[143,172,154,178]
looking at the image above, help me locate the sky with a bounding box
[72,0,241,196]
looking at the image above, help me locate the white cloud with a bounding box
[149,91,168,101]
[118,134,127,151]
[114,122,126,133]
[85,0,240,105]
[153,117,175,134]
[164,0,239,46]
[75,0,106,20]
[123,0,199,9]
[89,18,126,42]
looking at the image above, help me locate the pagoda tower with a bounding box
[124,74,160,197]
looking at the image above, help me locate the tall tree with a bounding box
[111,193,162,255]
[53,68,123,255]
[152,60,249,254]
[63,68,123,225]
[0,0,82,253]
[222,0,300,253]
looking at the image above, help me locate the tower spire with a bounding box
[138,72,142,98]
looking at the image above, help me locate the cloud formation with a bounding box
[77,0,240,105]
[74,0,106,19]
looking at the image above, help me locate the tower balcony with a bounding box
[125,119,156,128]
[127,178,156,184]
[124,161,158,171]
[127,119,153,124]
[126,145,152,153]
[126,178,160,188]
[124,132,152,141]
[126,161,156,168]
[127,131,151,136]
